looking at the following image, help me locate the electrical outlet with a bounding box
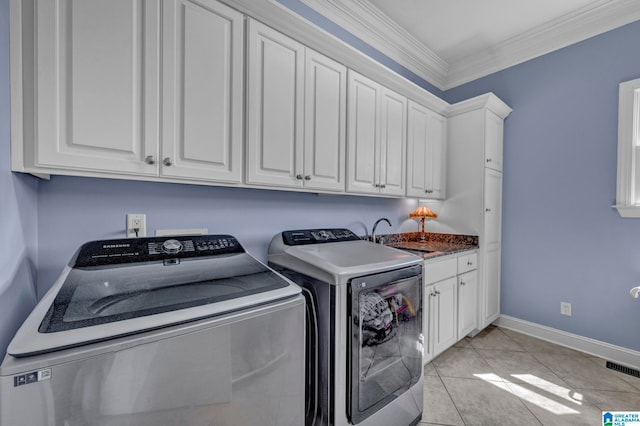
[126,214,146,238]
[560,301,572,316]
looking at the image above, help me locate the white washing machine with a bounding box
[269,228,424,426]
[1,235,305,426]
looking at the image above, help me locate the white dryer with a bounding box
[1,235,305,426]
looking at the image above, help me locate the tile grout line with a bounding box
[476,328,546,425]
[433,371,468,426]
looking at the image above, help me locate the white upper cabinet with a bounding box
[302,49,347,191]
[406,101,446,199]
[246,19,304,187]
[161,0,244,182]
[30,0,160,176]
[246,19,346,191]
[14,0,244,183]
[347,70,406,196]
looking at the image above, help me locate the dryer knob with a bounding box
[162,239,183,254]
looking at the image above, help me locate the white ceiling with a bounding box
[298,0,640,89]
[369,0,597,64]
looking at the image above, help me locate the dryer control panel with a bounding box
[281,228,361,246]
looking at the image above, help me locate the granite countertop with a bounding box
[381,232,478,260]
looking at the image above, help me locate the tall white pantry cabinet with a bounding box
[446,95,512,330]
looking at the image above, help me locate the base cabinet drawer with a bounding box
[424,256,457,285]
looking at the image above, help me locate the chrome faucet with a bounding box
[371,218,392,243]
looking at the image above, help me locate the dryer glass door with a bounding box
[347,265,422,424]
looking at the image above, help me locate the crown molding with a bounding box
[448,93,512,120]
[299,0,449,89]
[213,0,451,112]
[297,0,640,90]
[446,0,640,89]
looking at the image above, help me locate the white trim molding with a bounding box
[298,0,640,90]
[614,77,640,217]
[298,0,449,89]
[496,315,640,370]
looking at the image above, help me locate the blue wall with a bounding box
[445,21,640,351]
[36,177,417,297]
[0,0,38,358]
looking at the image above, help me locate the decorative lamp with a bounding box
[409,203,438,238]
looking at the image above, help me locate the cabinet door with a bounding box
[406,101,429,198]
[485,111,504,172]
[161,0,243,182]
[246,20,304,187]
[483,246,501,326]
[458,270,478,338]
[303,50,346,191]
[426,111,447,199]
[34,0,159,175]
[347,71,380,194]
[423,283,435,365]
[379,88,406,196]
[433,277,458,357]
[406,102,446,199]
[484,168,502,248]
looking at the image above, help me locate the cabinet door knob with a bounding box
[304,175,311,180]
[486,158,492,163]
[460,281,465,286]
[144,155,156,165]
[467,261,473,266]
[163,157,173,166]
[485,208,491,212]
[296,174,303,180]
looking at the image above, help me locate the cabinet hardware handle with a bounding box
[304,175,311,180]
[467,261,473,266]
[485,208,491,212]
[435,290,440,295]
[425,189,433,194]
[374,183,380,188]
[486,158,492,163]
[163,157,173,166]
[296,174,303,180]
[145,155,156,165]
[460,281,465,286]
[380,184,386,189]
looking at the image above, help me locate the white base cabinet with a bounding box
[423,250,478,364]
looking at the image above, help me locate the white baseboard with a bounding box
[496,315,640,370]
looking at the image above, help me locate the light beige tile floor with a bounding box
[420,326,640,426]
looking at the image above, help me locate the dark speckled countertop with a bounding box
[380,232,478,260]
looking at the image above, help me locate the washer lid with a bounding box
[40,252,291,333]
[9,251,300,357]
[271,240,422,285]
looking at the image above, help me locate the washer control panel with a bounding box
[74,235,243,267]
[282,228,361,246]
